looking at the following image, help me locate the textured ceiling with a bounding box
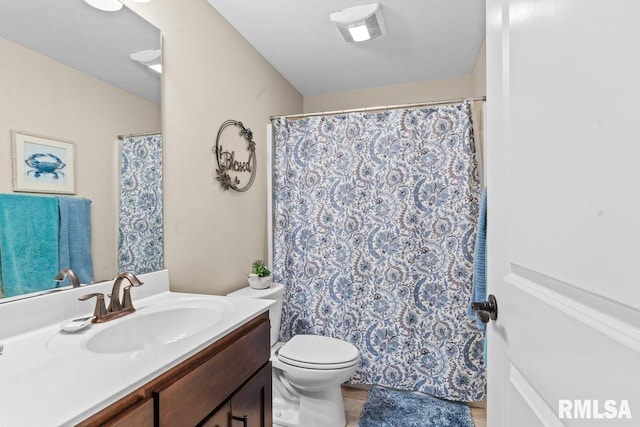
[207,0,486,96]
[0,0,161,104]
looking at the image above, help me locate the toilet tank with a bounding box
[226,283,284,346]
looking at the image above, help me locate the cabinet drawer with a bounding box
[102,398,153,427]
[154,319,270,426]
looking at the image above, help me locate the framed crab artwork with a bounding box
[11,130,76,194]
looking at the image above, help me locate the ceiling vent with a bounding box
[329,3,386,43]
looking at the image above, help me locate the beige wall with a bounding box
[471,38,487,97]
[470,38,487,185]
[0,36,161,284]
[303,75,473,113]
[124,0,485,296]
[123,0,303,296]
[303,38,487,113]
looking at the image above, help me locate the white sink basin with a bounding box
[48,295,236,356]
[86,306,222,354]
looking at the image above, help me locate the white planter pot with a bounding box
[248,274,272,289]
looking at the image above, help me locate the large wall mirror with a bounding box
[0,0,162,302]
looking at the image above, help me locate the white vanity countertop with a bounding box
[0,270,273,427]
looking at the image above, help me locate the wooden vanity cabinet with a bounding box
[202,402,230,427]
[78,312,271,427]
[202,363,272,427]
[101,398,154,427]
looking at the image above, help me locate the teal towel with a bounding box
[0,194,59,297]
[57,197,94,285]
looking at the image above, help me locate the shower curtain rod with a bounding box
[269,96,486,121]
[117,130,161,140]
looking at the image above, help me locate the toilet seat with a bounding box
[277,335,360,370]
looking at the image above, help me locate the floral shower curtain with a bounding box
[118,134,163,274]
[272,102,485,402]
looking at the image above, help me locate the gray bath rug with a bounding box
[358,387,474,427]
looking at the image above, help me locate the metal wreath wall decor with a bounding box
[213,120,256,192]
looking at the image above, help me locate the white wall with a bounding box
[0,36,161,283]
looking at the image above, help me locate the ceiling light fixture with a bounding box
[329,3,386,43]
[84,0,154,12]
[130,49,162,73]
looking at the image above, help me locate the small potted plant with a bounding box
[248,259,272,289]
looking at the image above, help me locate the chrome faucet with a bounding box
[79,272,143,323]
[54,268,80,288]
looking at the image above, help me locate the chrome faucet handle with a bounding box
[78,293,107,322]
[54,268,80,288]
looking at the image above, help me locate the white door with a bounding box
[485,0,640,426]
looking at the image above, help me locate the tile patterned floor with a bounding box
[341,385,487,427]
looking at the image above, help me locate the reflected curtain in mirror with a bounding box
[57,196,94,286]
[118,134,163,274]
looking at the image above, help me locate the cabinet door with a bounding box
[230,363,272,427]
[202,402,231,427]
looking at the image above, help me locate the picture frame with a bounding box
[11,130,76,194]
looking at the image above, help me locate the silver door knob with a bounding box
[472,294,498,323]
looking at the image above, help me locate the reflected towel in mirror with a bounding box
[0,194,59,297]
[57,197,93,285]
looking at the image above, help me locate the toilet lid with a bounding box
[277,335,360,370]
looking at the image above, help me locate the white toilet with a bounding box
[227,283,360,427]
